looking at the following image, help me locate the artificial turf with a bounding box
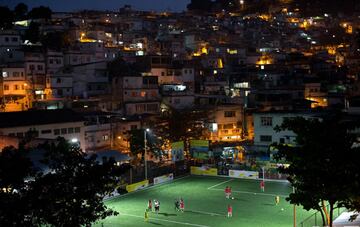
[95,175,314,227]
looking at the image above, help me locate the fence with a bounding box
[299,206,346,227]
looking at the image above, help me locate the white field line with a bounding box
[188,210,223,216]
[119,212,211,227]
[208,188,288,198]
[207,179,234,190]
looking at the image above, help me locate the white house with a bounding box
[253,111,317,147]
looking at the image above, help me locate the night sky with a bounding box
[1,0,191,12]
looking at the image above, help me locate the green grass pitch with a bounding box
[96,175,314,227]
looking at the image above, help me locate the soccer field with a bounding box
[96,175,314,227]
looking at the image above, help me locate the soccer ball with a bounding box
[281,208,284,211]
[232,197,235,200]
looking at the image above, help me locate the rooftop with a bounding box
[0,109,84,128]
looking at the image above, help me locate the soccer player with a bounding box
[224,186,228,199]
[260,180,265,192]
[180,198,185,212]
[154,199,160,213]
[275,195,280,205]
[227,205,233,218]
[148,199,152,212]
[144,209,149,222]
[174,199,179,211]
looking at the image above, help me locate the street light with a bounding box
[144,128,150,180]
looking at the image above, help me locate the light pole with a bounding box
[144,128,150,180]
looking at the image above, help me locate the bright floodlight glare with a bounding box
[71,138,78,143]
[146,128,150,132]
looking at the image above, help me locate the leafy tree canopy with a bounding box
[14,3,28,20]
[28,6,52,20]
[0,6,14,29]
[273,115,360,226]
[0,138,125,226]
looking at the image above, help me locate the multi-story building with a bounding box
[208,104,243,142]
[0,109,86,151]
[112,75,160,116]
[253,111,318,149]
[1,67,31,112]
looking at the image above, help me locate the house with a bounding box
[112,75,160,116]
[208,104,243,142]
[0,66,30,111]
[253,111,318,150]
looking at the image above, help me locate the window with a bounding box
[224,111,236,118]
[56,78,61,83]
[11,37,18,42]
[147,103,158,112]
[161,72,165,77]
[75,127,80,133]
[16,132,24,137]
[102,135,109,141]
[13,72,20,77]
[14,85,19,90]
[68,128,74,134]
[223,124,234,129]
[4,85,9,90]
[260,135,272,142]
[260,117,273,126]
[37,65,43,70]
[61,128,67,134]
[49,59,54,64]
[29,65,35,70]
[279,138,285,144]
[41,129,52,134]
[54,129,60,135]
[5,37,9,42]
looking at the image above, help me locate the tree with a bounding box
[28,6,52,20]
[0,138,124,226]
[0,145,34,226]
[273,115,360,227]
[0,6,14,29]
[187,0,213,12]
[14,3,28,20]
[41,31,71,51]
[129,129,163,162]
[24,22,40,44]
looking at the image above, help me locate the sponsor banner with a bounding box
[154,173,174,185]
[126,180,149,192]
[171,141,184,162]
[190,166,218,176]
[190,140,209,159]
[229,170,259,179]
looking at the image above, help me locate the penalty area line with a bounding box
[188,210,223,216]
[119,212,211,227]
[208,188,288,197]
[207,179,234,189]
